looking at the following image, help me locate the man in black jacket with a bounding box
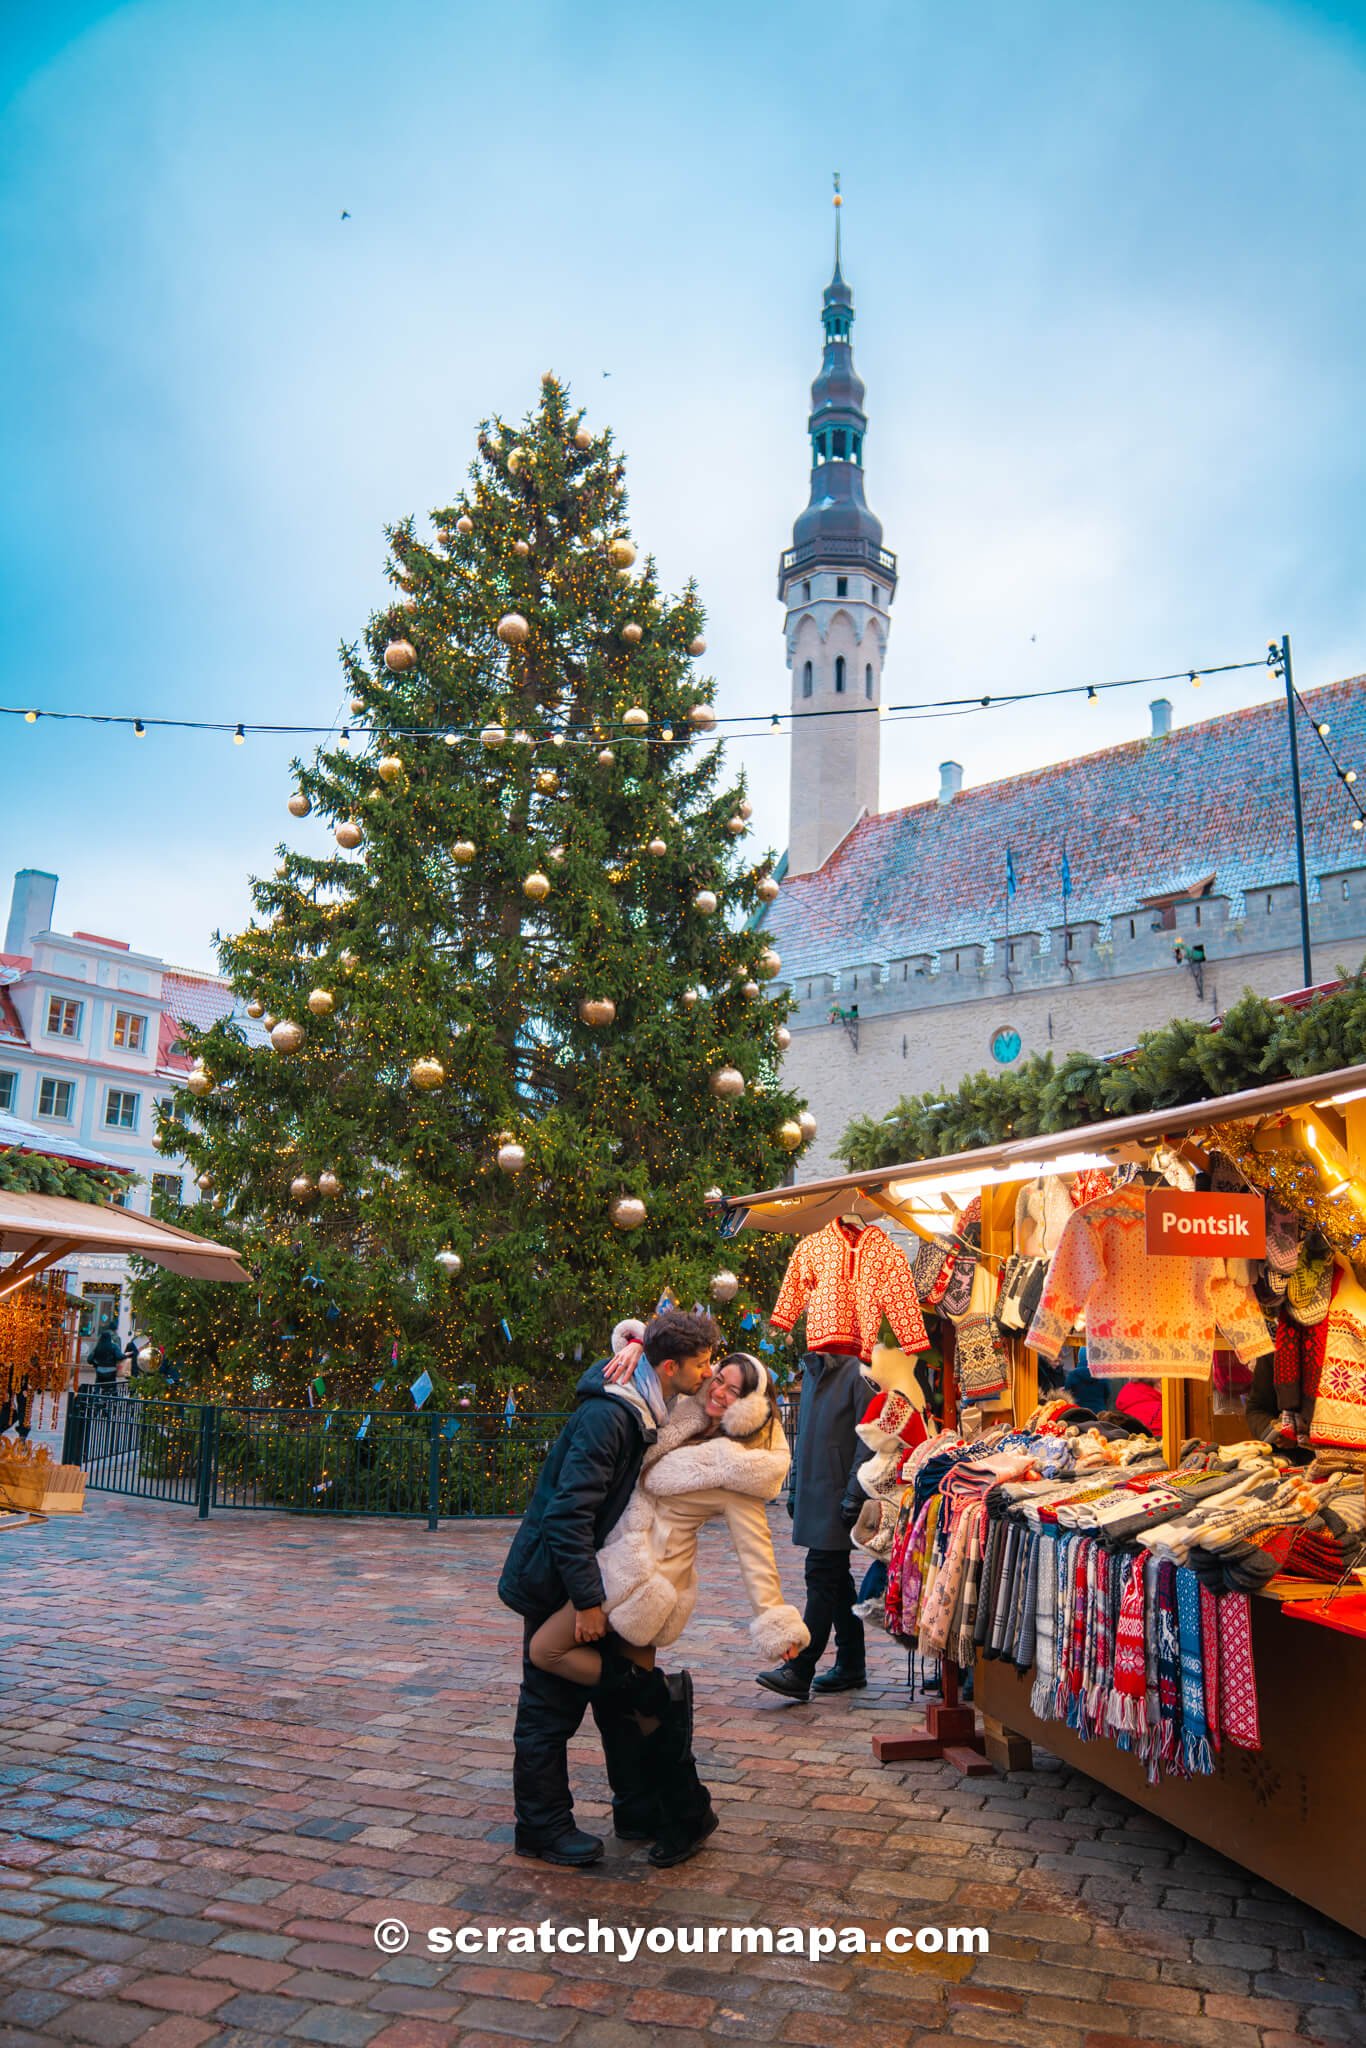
[499,1310,720,1867]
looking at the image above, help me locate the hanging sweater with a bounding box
[1025,1186,1272,1381]
[771,1220,929,1364]
[1309,1265,1366,1451]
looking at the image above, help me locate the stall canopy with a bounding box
[0,1191,250,1299]
[721,1058,1366,1233]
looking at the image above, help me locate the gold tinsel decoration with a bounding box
[1207,1121,1366,1258]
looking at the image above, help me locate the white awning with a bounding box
[0,1191,250,1297]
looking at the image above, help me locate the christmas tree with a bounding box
[137,376,811,1408]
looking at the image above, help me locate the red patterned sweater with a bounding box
[770,1220,929,1363]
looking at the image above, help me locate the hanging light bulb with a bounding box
[1189,672,1201,689]
[24,710,37,724]
[134,720,146,738]
[233,723,246,745]
[339,728,351,748]
[1318,722,1332,737]
[1346,769,1359,786]
[1086,687,1098,706]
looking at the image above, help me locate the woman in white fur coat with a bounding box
[528,1344,809,1683]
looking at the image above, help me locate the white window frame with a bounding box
[0,1070,16,1113]
[37,1076,76,1120]
[104,1088,140,1131]
[111,1009,148,1053]
[45,996,83,1039]
[151,1172,183,1204]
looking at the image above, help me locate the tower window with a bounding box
[802,581,811,603]
[865,664,873,700]
[836,576,848,597]
[832,430,848,460]
[835,657,846,695]
[802,661,813,700]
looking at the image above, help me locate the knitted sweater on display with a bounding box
[1310,1266,1366,1451]
[771,1219,929,1364]
[1026,1186,1273,1381]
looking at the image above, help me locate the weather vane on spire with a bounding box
[832,170,842,266]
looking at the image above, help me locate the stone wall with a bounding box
[776,869,1366,1180]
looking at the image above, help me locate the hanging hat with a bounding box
[1286,1235,1334,1328]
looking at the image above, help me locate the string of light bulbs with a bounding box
[0,654,1273,750]
[1292,683,1366,834]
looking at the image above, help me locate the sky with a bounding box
[2,0,1365,970]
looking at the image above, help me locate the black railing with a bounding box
[64,1393,802,1524]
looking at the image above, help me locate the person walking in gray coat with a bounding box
[755,1352,872,1702]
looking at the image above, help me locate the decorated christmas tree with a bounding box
[137,376,812,1407]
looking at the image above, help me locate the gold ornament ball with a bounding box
[307,988,335,1017]
[579,997,617,1026]
[245,998,264,1019]
[776,1024,792,1050]
[608,538,636,569]
[757,947,782,978]
[710,1268,739,1304]
[398,590,417,610]
[196,1171,214,1190]
[507,447,526,476]
[497,1141,527,1174]
[262,1013,277,1032]
[778,1119,804,1152]
[271,1020,305,1053]
[610,1195,647,1231]
[688,635,708,657]
[523,870,551,902]
[453,839,477,864]
[622,706,649,732]
[710,1065,745,1099]
[384,640,417,673]
[598,747,616,766]
[497,612,530,645]
[757,875,780,903]
[351,695,366,714]
[456,513,474,535]
[622,622,643,645]
[378,755,404,783]
[535,769,558,794]
[727,815,746,835]
[647,837,667,857]
[514,538,530,557]
[435,1248,464,1276]
[340,950,358,973]
[410,1057,446,1091]
[288,791,311,818]
[186,1070,212,1098]
[693,889,718,916]
[290,1175,315,1203]
[682,987,701,1008]
[738,799,753,820]
[574,425,592,450]
[688,703,717,733]
[481,724,507,749]
[335,820,363,850]
[318,1170,341,1197]
[742,980,760,999]
[798,1110,818,1141]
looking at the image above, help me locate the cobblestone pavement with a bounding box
[1,1495,1363,2048]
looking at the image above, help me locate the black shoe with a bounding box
[647,1806,719,1869]
[811,1666,868,1694]
[514,1826,605,1867]
[755,1664,811,1703]
[614,1819,655,1843]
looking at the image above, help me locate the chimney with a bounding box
[4,870,58,957]
[937,761,964,806]
[1150,699,1173,738]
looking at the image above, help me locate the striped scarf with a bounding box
[1176,1568,1213,1775]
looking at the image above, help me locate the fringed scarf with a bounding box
[1108,1553,1148,1746]
[919,1504,973,1656]
[1029,1532,1059,1720]
[951,1505,986,1669]
[989,1521,1021,1657]
[1218,1592,1261,1751]
[1014,1529,1040,1672]
[975,1509,1004,1648]
[1176,1568,1213,1775]
[1199,1582,1221,1755]
[1066,1539,1094,1733]
[1155,1561,1183,1767]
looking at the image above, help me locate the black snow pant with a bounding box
[785,1546,866,1687]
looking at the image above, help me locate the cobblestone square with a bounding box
[1,1497,1362,2047]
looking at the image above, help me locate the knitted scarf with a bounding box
[1052,1534,1078,1719]
[1274,1274,1337,1410]
[975,1509,1004,1648]
[919,1504,972,1656]
[953,1506,987,1669]
[989,1520,1021,1657]
[1155,1561,1182,1767]
[1141,1557,1162,1778]
[1176,1568,1213,1775]
[1198,1581,1221,1754]
[1218,1592,1261,1751]
[1108,1553,1148,1742]
[1066,1539,1093,1732]
[1014,1529,1040,1672]
[1029,1532,1059,1720]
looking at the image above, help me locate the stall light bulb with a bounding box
[24,710,37,724]
[233,723,246,745]
[134,720,146,738]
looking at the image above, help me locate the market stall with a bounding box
[721,1059,1366,1937]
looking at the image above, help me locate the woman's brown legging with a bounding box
[528,1603,656,1688]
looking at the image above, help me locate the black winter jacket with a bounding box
[497,1363,657,1620]
[789,1350,873,1551]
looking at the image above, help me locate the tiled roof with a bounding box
[760,677,1366,979]
[159,969,268,1070]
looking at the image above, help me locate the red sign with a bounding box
[1145,1189,1267,1258]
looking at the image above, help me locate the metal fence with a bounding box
[64,1393,801,1524]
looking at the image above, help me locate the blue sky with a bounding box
[2,0,1365,967]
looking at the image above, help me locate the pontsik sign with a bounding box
[1144,1189,1267,1258]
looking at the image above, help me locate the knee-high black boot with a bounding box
[643,1672,718,1869]
[591,1691,660,1841]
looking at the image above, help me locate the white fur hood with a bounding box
[642,1391,790,1502]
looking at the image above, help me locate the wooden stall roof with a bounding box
[0,1191,251,1296]
[722,1059,1366,1234]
